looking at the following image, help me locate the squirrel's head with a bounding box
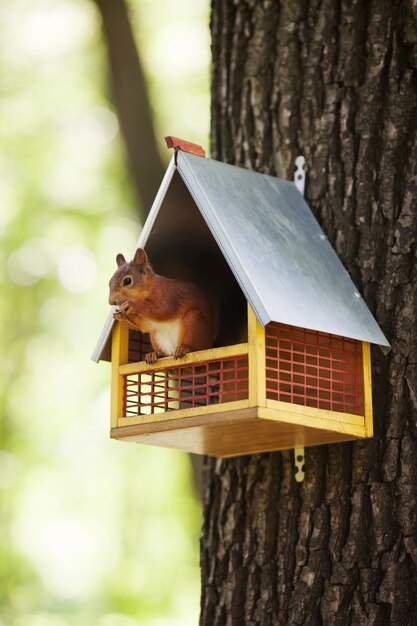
[108,248,151,306]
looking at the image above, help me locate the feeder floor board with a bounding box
[110,405,367,457]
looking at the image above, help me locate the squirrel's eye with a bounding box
[123,276,132,286]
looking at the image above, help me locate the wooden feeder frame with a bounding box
[94,138,387,459]
[110,305,373,458]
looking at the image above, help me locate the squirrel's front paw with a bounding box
[145,351,158,365]
[174,344,192,359]
[145,350,165,365]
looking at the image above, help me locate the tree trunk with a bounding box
[201,1,417,624]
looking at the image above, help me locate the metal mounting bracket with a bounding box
[294,447,305,483]
[294,155,306,195]
[293,156,306,483]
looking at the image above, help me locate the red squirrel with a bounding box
[108,248,215,364]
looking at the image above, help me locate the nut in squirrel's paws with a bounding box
[113,301,130,320]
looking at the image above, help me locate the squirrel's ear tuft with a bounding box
[116,253,126,267]
[132,248,148,268]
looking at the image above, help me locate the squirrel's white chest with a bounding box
[147,319,180,355]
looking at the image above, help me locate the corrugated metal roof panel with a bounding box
[176,151,389,346]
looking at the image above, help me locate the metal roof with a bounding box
[92,151,389,362]
[177,152,388,345]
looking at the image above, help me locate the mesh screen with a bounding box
[265,323,365,415]
[124,356,249,417]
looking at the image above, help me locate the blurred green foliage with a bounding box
[0,0,209,624]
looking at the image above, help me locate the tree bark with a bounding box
[94,0,165,221]
[201,1,417,624]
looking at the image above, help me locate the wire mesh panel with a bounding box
[124,355,249,417]
[265,323,365,415]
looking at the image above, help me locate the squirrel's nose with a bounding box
[109,298,117,306]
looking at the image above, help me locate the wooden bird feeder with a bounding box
[92,137,389,457]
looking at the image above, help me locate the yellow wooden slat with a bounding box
[216,429,362,457]
[118,343,248,376]
[110,322,129,428]
[247,305,266,408]
[362,341,373,437]
[260,404,366,437]
[265,399,365,426]
[117,399,251,427]
[117,398,365,439]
